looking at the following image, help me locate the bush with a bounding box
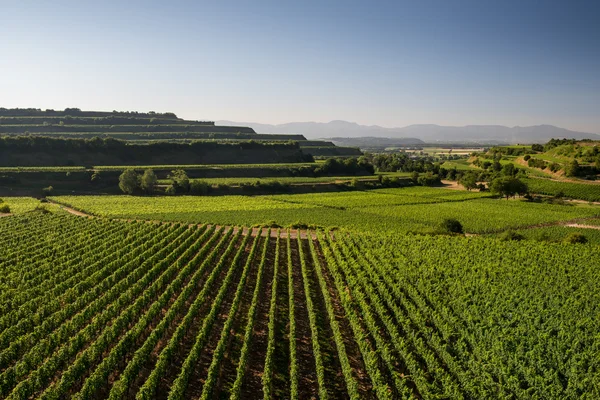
[42,186,54,196]
[33,205,50,214]
[164,185,176,195]
[0,204,10,213]
[190,180,210,195]
[440,218,463,234]
[563,233,588,244]
[499,230,525,241]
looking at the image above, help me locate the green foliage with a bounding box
[565,159,580,177]
[190,180,210,195]
[490,177,528,199]
[1,205,600,398]
[0,203,10,213]
[524,178,600,202]
[50,186,600,235]
[458,172,477,190]
[440,218,463,234]
[563,232,588,244]
[118,169,139,194]
[499,230,525,241]
[168,169,190,193]
[417,172,440,186]
[41,185,54,196]
[140,169,157,194]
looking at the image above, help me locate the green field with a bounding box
[524,178,600,202]
[50,187,599,234]
[157,175,382,186]
[1,212,599,399]
[490,225,600,245]
[0,197,54,214]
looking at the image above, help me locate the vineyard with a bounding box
[523,178,600,202]
[51,186,600,234]
[1,212,599,399]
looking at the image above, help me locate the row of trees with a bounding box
[119,169,211,195]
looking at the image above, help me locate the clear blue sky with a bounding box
[1,0,599,132]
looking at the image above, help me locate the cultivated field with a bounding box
[1,213,599,399]
[51,187,600,234]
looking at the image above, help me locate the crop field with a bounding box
[156,175,383,186]
[1,213,599,399]
[0,197,51,214]
[489,225,600,245]
[523,178,600,202]
[51,187,599,234]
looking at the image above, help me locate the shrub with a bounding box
[42,186,54,196]
[563,233,588,244]
[440,218,463,234]
[33,205,50,214]
[0,204,10,213]
[499,230,525,241]
[190,180,210,195]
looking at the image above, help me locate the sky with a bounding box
[1,0,599,132]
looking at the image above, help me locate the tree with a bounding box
[140,169,157,194]
[492,160,502,172]
[501,163,515,177]
[119,169,139,194]
[417,172,440,186]
[411,171,420,183]
[169,169,190,193]
[190,180,210,195]
[458,172,477,191]
[490,177,528,200]
[565,160,580,177]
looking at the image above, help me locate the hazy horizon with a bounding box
[2,0,599,133]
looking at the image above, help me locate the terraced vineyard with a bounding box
[2,212,600,399]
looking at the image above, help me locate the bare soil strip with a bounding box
[238,236,278,398]
[288,238,319,399]
[269,238,292,398]
[301,238,349,398]
[144,235,243,399]
[212,236,265,398]
[181,236,257,399]
[313,239,374,398]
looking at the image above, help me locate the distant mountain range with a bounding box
[216,120,600,144]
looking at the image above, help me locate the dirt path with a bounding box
[46,199,94,217]
[440,180,465,190]
[563,223,600,230]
